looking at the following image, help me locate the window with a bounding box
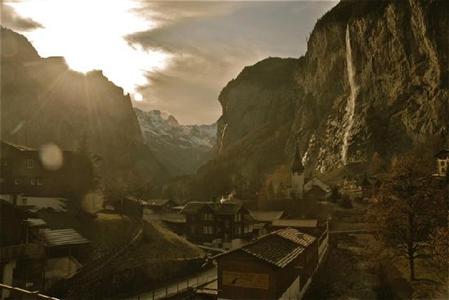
[234,213,242,222]
[37,177,43,186]
[203,225,214,234]
[26,159,34,169]
[0,177,4,183]
[1,159,8,167]
[31,178,36,186]
[234,227,242,235]
[14,177,20,185]
[224,220,230,229]
[203,213,214,221]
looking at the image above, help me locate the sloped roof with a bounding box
[249,210,284,222]
[211,203,243,215]
[435,149,449,159]
[215,228,316,269]
[146,199,173,207]
[182,202,213,214]
[181,201,244,215]
[26,218,47,228]
[272,219,318,229]
[40,229,89,247]
[1,140,35,151]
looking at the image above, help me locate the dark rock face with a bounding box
[197,0,449,199]
[1,28,167,187]
[135,108,216,177]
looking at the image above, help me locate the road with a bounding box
[127,265,217,300]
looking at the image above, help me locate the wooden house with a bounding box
[119,196,144,219]
[0,200,45,298]
[214,228,318,300]
[0,141,93,197]
[182,202,252,243]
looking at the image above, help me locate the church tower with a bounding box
[291,145,305,199]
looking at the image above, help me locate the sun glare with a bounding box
[9,0,169,100]
[134,93,143,102]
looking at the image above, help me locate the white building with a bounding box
[291,146,305,200]
[435,149,449,177]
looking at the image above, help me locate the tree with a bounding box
[371,153,448,280]
[429,227,449,273]
[75,134,101,196]
[368,152,385,174]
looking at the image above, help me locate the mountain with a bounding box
[135,108,216,177]
[192,0,449,200]
[1,27,168,190]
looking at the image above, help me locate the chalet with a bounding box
[214,228,319,300]
[303,177,332,201]
[434,149,449,177]
[39,228,89,288]
[0,141,93,197]
[0,200,45,298]
[182,202,252,244]
[119,196,144,219]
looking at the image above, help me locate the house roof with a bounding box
[272,219,318,229]
[181,201,245,215]
[249,210,284,222]
[146,199,173,207]
[125,196,145,205]
[26,218,47,228]
[1,140,36,151]
[211,203,243,215]
[182,202,213,214]
[435,149,449,159]
[304,177,331,193]
[215,228,315,268]
[40,229,89,247]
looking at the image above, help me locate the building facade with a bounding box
[0,141,93,197]
[215,228,319,300]
[435,149,449,177]
[182,202,252,243]
[291,146,305,200]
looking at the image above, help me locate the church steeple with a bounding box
[291,144,304,174]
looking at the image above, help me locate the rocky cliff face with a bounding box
[1,28,167,188]
[135,108,216,176]
[197,0,449,199]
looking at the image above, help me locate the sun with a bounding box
[8,0,169,98]
[134,93,143,102]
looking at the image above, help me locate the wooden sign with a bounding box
[222,271,269,290]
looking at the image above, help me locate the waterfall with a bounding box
[218,123,228,154]
[341,25,359,165]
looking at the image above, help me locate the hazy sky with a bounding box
[2,0,337,124]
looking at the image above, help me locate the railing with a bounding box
[0,283,59,300]
[129,265,217,300]
[49,221,144,295]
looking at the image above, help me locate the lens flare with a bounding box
[39,143,64,170]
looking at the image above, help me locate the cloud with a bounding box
[129,1,337,124]
[1,3,42,31]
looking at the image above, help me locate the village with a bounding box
[1,138,448,299]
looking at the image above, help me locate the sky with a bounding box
[2,0,337,124]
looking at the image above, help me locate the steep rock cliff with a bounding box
[197,0,448,199]
[1,28,168,188]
